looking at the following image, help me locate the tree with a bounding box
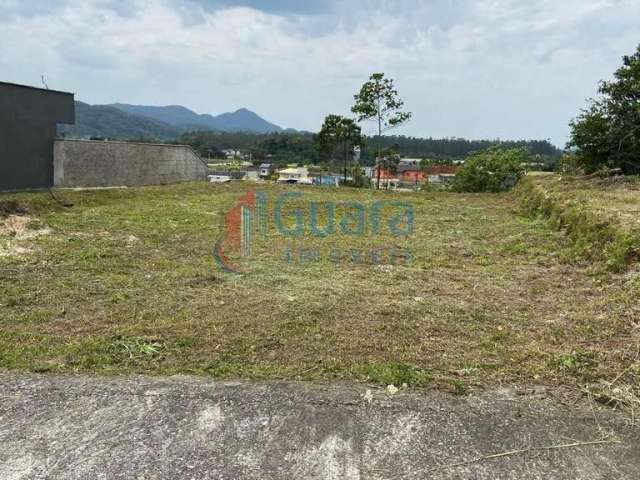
[568,45,640,174]
[452,147,527,193]
[352,73,412,188]
[419,158,433,175]
[314,114,363,183]
[350,165,370,188]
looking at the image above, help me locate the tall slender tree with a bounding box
[352,73,412,188]
[315,114,363,183]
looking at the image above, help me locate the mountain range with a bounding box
[110,104,284,134]
[59,102,286,140]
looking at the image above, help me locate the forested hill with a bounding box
[58,102,182,140]
[58,102,286,140]
[110,104,284,134]
[181,131,562,165]
[369,136,560,159]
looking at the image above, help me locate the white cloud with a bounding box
[0,0,638,145]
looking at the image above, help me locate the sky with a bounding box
[1,0,638,146]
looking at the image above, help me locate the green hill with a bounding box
[58,102,182,141]
[110,103,284,133]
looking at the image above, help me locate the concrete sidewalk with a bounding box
[0,374,638,479]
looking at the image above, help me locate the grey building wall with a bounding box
[53,139,207,188]
[0,82,75,191]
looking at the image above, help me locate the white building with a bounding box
[259,163,275,179]
[221,149,242,159]
[277,167,313,184]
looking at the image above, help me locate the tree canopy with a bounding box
[453,147,527,193]
[314,115,363,182]
[568,44,640,174]
[352,73,412,187]
[179,131,560,168]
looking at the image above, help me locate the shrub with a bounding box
[556,154,583,175]
[453,147,527,193]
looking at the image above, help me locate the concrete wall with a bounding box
[54,139,207,188]
[0,82,75,191]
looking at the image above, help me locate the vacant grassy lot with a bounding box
[0,181,638,392]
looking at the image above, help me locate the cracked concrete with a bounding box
[0,374,638,479]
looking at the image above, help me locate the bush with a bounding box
[452,147,527,193]
[556,154,583,175]
[347,166,370,188]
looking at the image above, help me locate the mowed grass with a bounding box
[517,174,640,271]
[0,181,638,391]
[531,173,640,230]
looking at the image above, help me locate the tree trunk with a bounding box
[343,141,348,185]
[376,98,382,190]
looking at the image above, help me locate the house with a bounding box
[398,158,421,168]
[397,159,426,185]
[430,173,456,184]
[363,166,376,178]
[312,175,340,187]
[277,166,313,184]
[244,170,259,181]
[0,81,75,190]
[424,164,459,184]
[369,166,399,182]
[221,149,241,160]
[258,163,275,179]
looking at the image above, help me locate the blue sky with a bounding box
[1,0,638,145]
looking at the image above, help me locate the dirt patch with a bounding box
[3,215,31,235]
[1,215,51,239]
[0,215,52,258]
[0,200,29,219]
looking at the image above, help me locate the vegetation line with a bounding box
[514,176,638,271]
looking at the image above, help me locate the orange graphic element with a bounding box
[214,190,255,273]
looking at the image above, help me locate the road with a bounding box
[0,374,638,479]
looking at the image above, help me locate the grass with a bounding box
[0,180,638,393]
[516,173,640,271]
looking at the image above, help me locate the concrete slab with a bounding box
[0,374,638,479]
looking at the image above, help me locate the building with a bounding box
[429,173,456,184]
[368,166,399,182]
[0,81,75,190]
[365,160,459,188]
[312,175,340,187]
[221,149,241,160]
[258,163,275,179]
[363,166,375,178]
[244,170,259,181]
[397,159,426,185]
[277,166,313,184]
[424,164,459,184]
[398,158,421,168]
